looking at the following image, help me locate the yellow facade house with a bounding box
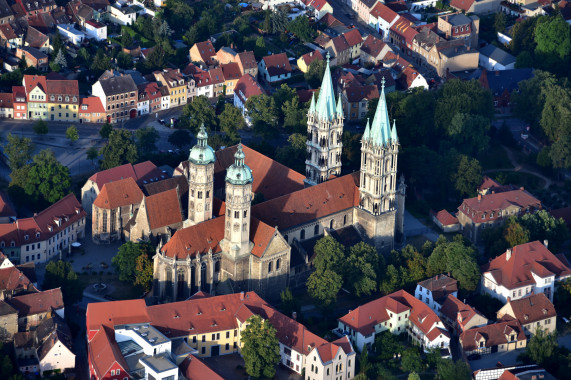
[154,68,187,108]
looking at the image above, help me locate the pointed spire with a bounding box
[363,118,371,140]
[309,92,316,113]
[369,76,391,147]
[197,123,208,147]
[314,51,337,121]
[336,93,343,118]
[234,143,245,166]
[391,119,398,143]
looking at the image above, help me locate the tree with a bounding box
[43,260,83,306]
[534,15,571,61]
[3,133,34,170]
[100,129,138,170]
[91,49,112,72]
[494,12,506,33]
[180,95,217,134]
[312,236,345,273]
[503,220,530,247]
[271,10,289,34]
[287,15,314,42]
[345,242,382,297]
[54,49,67,69]
[24,149,71,205]
[135,126,160,155]
[379,264,400,294]
[427,236,480,292]
[219,104,246,142]
[100,122,113,139]
[282,96,308,133]
[33,120,48,136]
[116,52,133,69]
[305,59,326,88]
[272,84,297,122]
[359,345,373,377]
[254,36,267,59]
[65,125,79,144]
[436,359,471,380]
[452,155,482,197]
[401,348,423,374]
[446,113,490,156]
[245,94,277,137]
[375,331,404,360]
[241,315,280,379]
[280,288,300,317]
[168,129,192,149]
[275,133,306,173]
[519,210,570,250]
[525,328,558,367]
[112,242,154,282]
[134,254,154,292]
[86,146,99,165]
[306,269,342,309]
[408,373,421,380]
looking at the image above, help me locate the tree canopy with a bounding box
[43,260,83,306]
[180,95,217,134]
[3,134,34,170]
[100,129,138,170]
[241,315,280,378]
[168,129,192,149]
[135,126,160,155]
[427,235,480,291]
[66,125,79,144]
[24,149,71,205]
[112,242,154,283]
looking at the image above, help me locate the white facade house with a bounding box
[479,44,515,71]
[337,290,450,353]
[414,274,458,315]
[57,24,85,46]
[233,74,264,126]
[107,4,138,25]
[305,336,355,380]
[368,3,400,41]
[258,53,292,83]
[481,241,571,303]
[137,97,149,116]
[38,334,76,376]
[85,20,107,41]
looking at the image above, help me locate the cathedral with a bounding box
[152,59,406,303]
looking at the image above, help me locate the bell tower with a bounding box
[356,78,399,251]
[305,53,344,187]
[186,124,215,227]
[221,144,253,257]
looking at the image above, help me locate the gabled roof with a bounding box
[221,62,242,81]
[440,295,485,330]
[192,40,216,65]
[236,51,257,71]
[93,177,144,210]
[180,355,224,380]
[252,172,359,231]
[343,28,363,47]
[86,299,149,332]
[361,35,389,59]
[370,2,399,23]
[431,209,459,226]
[458,189,541,223]
[144,188,183,230]
[482,241,571,289]
[479,68,534,96]
[460,319,525,352]
[88,161,164,191]
[46,79,79,98]
[234,74,264,103]
[316,335,354,363]
[80,96,105,113]
[97,72,137,95]
[390,18,418,45]
[450,0,475,12]
[417,274,458,304]
[261,53,292,77]
[88,326,129,378]
[344,85,379,102]
[299,49,323,67]
[25,27,48,49]
[503,293,556,324]
[7,288,63,317]
[480,44,516,66]
[0,265,33,293]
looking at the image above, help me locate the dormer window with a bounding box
[10,241,14,247]
[24,235,29,241]
[73,96,77,102]
[58,96,62,101]
[0,242,4,248]
[36,232,40,238]
[50,95,55,101]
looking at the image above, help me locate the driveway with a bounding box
[468,349,525,372]
[404,210,439,242]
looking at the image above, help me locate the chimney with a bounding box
[478,194,482,201]
[520,186,524,190]
[543,240,548,248]
[506,248,512,261]
[292,311,297,320]
[240,291,244,301]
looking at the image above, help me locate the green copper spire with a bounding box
[336,93,344,119]
[363,118,371,140]
[309,92,316,113]
[188,123,215,165]
[226,143,253,185]
[369,77,391,147]
[391,119,398,143]
[315,52,337,121]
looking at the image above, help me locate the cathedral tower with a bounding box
[221,144,253,257]
[356,78,400,251]
[186,124,215,226]
[305,54,344,187]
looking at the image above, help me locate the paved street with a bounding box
[468,349,525,372]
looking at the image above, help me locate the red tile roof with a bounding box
[236,51,257,72]
[390,19,418,45]
[459,318,526,352]
[209,67,225,85]
[193,40,216,65]
[502,293,556,325]
[320,13,344,28]
[482,241,571,290]
[450,0,475,12]
[344,85,379,102]
[93,177,144,210]
[370,2,398,22]
[331,34,350,53]
[431,209,459,226]
[79,96,104,114]
[46,79,79,101]
[342,28,363,47]
[23,75,48,100]
[234,74,265,103]
[338,290,448,342]
[252,172,359,231]
[299,50,323,67]
[458,189,541,223]
[0,266,33,293]
[261,53,292,77]
[440,295,485,332]
[7,288,63,316]
[316,336,354,363]
[144,188,183,230]
[86,299,149,332]
[221,62,242,81]
[88,161,163,191]
[302,0,329,11]
[88,326,129,378]
[361,35,389,59]
[180,355,224,380]
[0,192,15,217]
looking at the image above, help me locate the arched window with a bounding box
[300,229,305,240]
[314,225,319,235]
[276,259,280,271]
[268,261,272,273]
